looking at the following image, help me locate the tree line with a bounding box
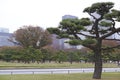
[0,46,90,64]
[0,46,120,65]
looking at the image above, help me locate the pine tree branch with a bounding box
[82,44,95,50]
[88,13,97,20]
[78,32,96,38]
[101,27,120,39]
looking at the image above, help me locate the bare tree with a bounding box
[11,25,52,49]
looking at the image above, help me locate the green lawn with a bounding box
[0,73,120,80]
[0,61,119,69]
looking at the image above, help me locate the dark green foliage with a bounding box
[0,46,42,63]
[83,2,114,15]
[55,51,67,63]
[59,18,91,33]
[47,28,60,35]
[41,49,50,63]
[68,39,81,45]
[104,9,120,21]
[109,49,120,62]
[0,46,97,64]
[59,19,83,34]
[67,52,80,64]
[58,33,69,38]
[79,18,92,26]
[82,38,96,46]
[0,47,22,62]
[99,21,112,27]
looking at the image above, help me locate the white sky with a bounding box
[0,0,120,33]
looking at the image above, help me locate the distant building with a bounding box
[51,15,82,50]
[0,32,15,46]
[62,15,78,20]
[0,27,17,46]
[0,28,9,33]
[51,34,83,50]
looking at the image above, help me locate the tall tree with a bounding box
[11,25,52,49]
[47,2,120,79]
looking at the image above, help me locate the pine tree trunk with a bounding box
[93,51,102,79]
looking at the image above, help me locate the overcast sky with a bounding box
[0,0,120,33]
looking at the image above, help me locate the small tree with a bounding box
[109,49,120,66]
[42,46,57,63]
[47,2,120,79]
[0,46,23,62]
[55,50,67,63]
[67,51,80,64]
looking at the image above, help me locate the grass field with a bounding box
[0,61,119,80]
[0,61,119,69]
[0,73,120,80]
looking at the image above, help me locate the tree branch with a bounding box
[73,34,81,40]
[78,32,96,38]
[82,44,95,50]
[101,27,120,39]
[88,13,97,20]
